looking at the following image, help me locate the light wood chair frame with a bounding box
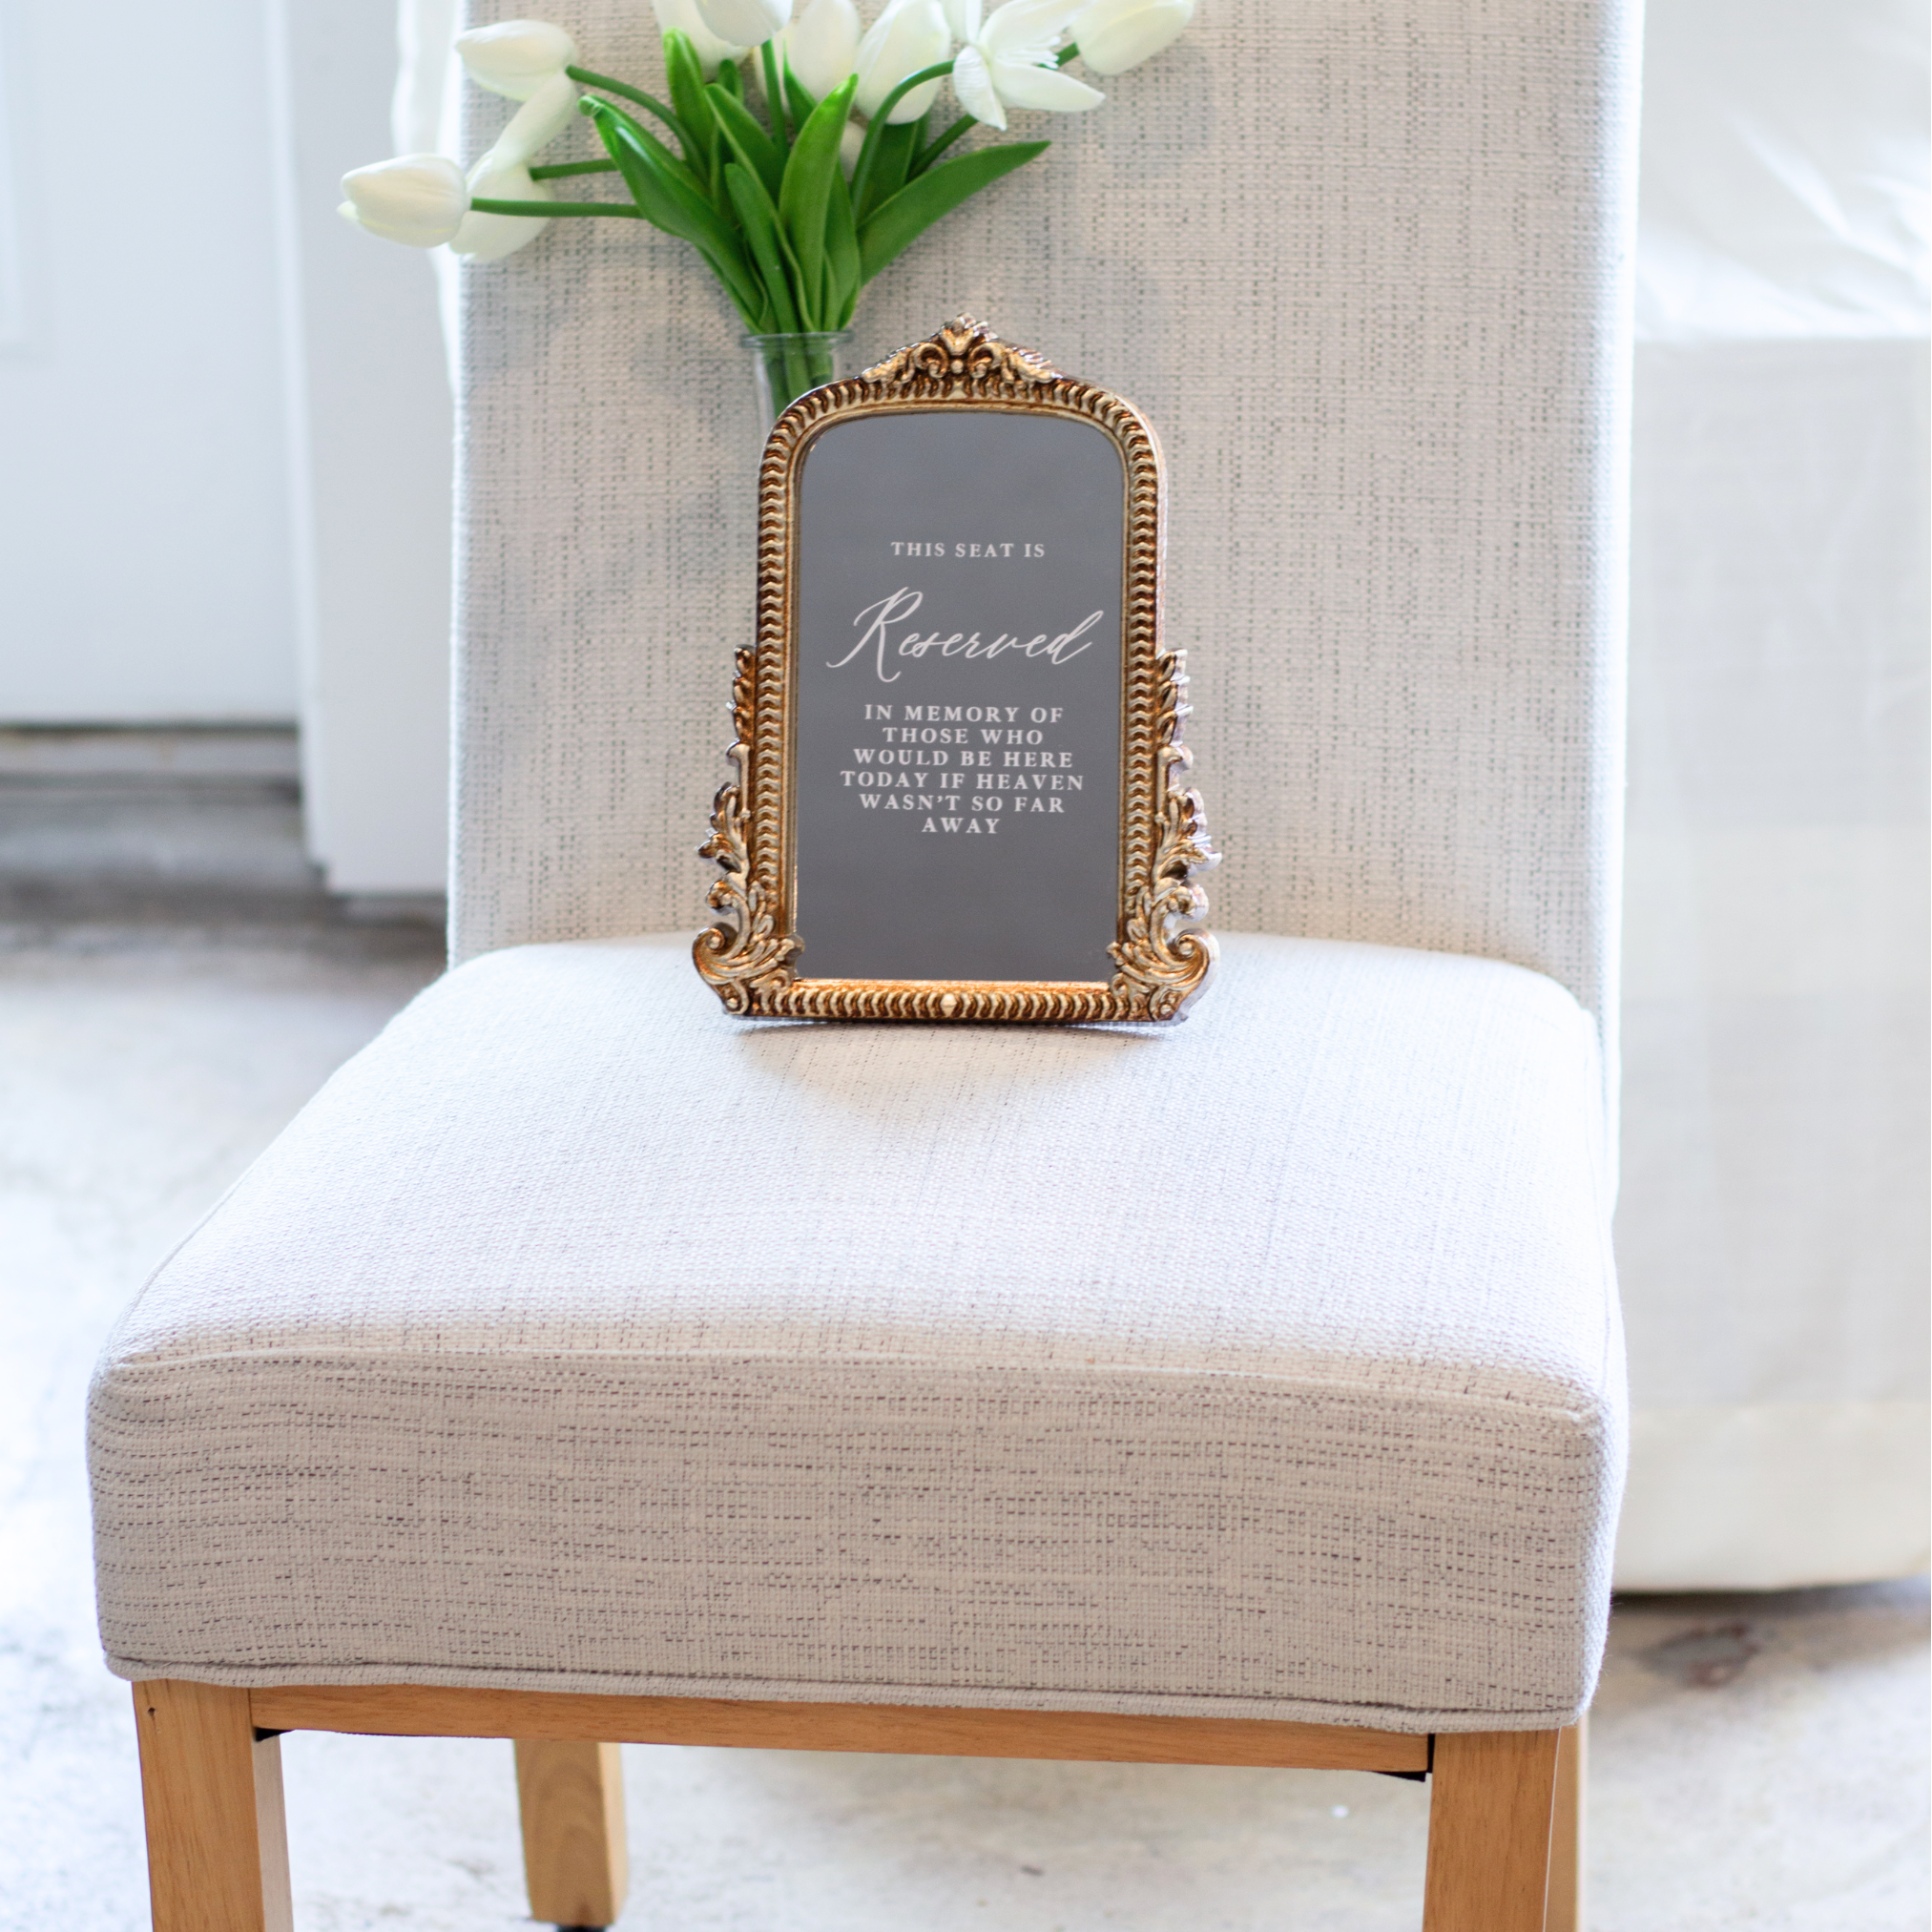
[134,1678,1585,1932]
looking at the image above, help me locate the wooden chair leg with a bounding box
[133,1679,293,1932]
[1543,1716,1587,1932]
[515,1738,629,1928]
[1422,1728,1561,1932]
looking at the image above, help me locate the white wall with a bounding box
[0,0,453,896]
[269,0,452,895]
[0,0,301,720]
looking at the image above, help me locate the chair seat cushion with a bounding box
[89,932,1625,1733]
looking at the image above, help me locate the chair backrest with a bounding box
[451,0,1640,1049]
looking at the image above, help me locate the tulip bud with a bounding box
[653,0,751,72]
[786,0,862,97]
[454,19,579,99]
[1068,0,1193,76]
[854,0,951,122]
[696,0,791,44]
[448,154,554,261]
[339,155,470,247]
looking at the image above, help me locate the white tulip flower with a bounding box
[342,70,576,263]
[940,0,980,37]
[488,70,581,166]
[696,0,791,44]
[653,0,751,72]
[453,19,578,99]
[1068,0,1192,74]
[784,0,862,97]
[449,154,555,260]
[338,155,470,247]
[951,0,1101,130]
[854,0,951,122]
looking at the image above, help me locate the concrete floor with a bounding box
[4,924,1926,1931]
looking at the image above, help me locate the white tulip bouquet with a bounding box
[343,0,1195,412]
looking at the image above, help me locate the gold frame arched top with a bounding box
[695,317,1216,1022]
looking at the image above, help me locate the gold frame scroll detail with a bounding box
[694,316,1218,1023]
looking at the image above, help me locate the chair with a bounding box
[89,2,1637,1927]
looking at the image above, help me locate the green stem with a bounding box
[565,65,685,141]
[851,60,954,212]
[1056,43,1080,65]
[759,333,842,419]
[760,39,790,160]
[912,113,973,174]
[469,197,643,217]
[528,158,619,178]
[785,337,812,405]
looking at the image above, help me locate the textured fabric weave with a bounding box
[91,934,1625,1731]
[450,0,1638,1062]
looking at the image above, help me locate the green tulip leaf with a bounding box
[824,162,861,327]
[708,82,786,205]
[726,161,804,335]
[783,56,820,138]
[585,99,711,229]
[585,98,763,322]
[912,113,975,176]
[854,117,923,226]
[662,31,718,178]
[779,76,858,300]
[564,66,690,156]
[858,140,1049,284]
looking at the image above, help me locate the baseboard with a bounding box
[1614,1400,1931,1589]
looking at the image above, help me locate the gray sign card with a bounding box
[791,409,1126,982]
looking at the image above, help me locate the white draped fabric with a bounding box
[1614,0,1928,1586]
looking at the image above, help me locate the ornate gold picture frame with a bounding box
[694,317,1217,1022]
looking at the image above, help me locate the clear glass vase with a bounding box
[745,330,856,431]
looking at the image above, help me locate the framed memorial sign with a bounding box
[695,317,1217,1023]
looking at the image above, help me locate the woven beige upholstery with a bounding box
[451,0,1636,1064]
[92,933,1623,1731]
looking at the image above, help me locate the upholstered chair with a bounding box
[89,2,1637,1927]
